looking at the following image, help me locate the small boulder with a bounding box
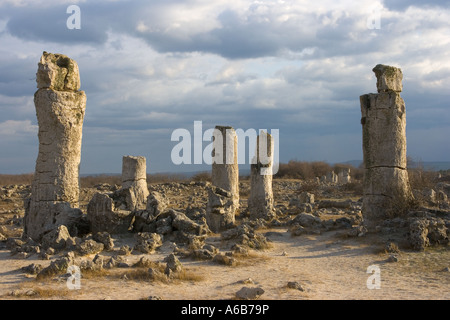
[76,239,104,256]
[235,287,264,300]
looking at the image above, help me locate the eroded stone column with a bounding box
[121,155,149,211]
[248,131,275,220]
[25,52,86,241]
[360,64,413,224]
[207,126,239,232]
[338,168,351,184]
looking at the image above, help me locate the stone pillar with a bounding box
[25,52,86,241]
[248,131,275,220]
[338,168,351,184]
[121,155,149,211]
[207,126,239,232]
[360,64,413,224]
[326,171,338,184]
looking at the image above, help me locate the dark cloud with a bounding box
[0,0,449,174]
[4,3,109,44]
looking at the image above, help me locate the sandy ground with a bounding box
[1,227,448,300]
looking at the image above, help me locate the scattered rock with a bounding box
[287,281,305,291]
[164,253,183,276]
[92,232,114,251]
[36,256,72,279]
[408,217,448,251]
[117,245,132,256]
[385,242,400,254]
[387,255,399,263]
[134,232,163,254]
[134,256,154,268]
[346,225,367,237]
[213,253,238,266]
[148,267,165,281]
[235,287,265,300]
[239,278,255,285]
[290,213,322,229]
[76,239,104,256]
[143,295,163,300]
[41,225,71,250]
[318,199,352,209]
[21,263,43,275]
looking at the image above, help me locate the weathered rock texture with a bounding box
[360,64,413,224]
[248,131,275,220]
[121,156,149,211]
[86,155,148,234]
[206,186,236,233]
[86,193,134,234]
[326,171,338,184]
[207,126,239,232]
[25,52,86,241]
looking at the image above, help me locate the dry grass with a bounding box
[0,173,34,186]
[275,161,332,180]
[6,284,72,299]
[233,251,271,266]
[191,171,211,182]
[118,267,205,283]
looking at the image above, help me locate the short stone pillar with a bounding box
[360,64,413,224]
[206,126,239,232]
[338,168,351,184]
[326,171,338,184]
[24,52,86,241]
[248,131,275,220]
[121,155,149,211]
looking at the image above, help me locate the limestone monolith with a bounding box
[360,64,413,225]
[25,52,86,241]
[248,131,275,220]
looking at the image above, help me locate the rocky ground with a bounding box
[0,179,449,300]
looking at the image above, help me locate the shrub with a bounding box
[275,161,332,180]
[0,173,34,186]
[191,172,211,182]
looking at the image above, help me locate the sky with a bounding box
[0,0,449,174]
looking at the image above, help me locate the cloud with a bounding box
[0,119,37,136]
[0,0,449,174]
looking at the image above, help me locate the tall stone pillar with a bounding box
[25,52,86,241]
[121,155,149,211]
[360,64,413,224]
[206,126,239,232]
[248,131,275,220]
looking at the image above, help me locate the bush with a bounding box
[191,172,211,182]
[340,181,363,196]
[275,161,332,180]
[147,173,188,184]
[80,175,121,188]
[0,173,34,186]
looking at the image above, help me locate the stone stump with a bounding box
[121,155,149,211]
[248,131,275,220]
